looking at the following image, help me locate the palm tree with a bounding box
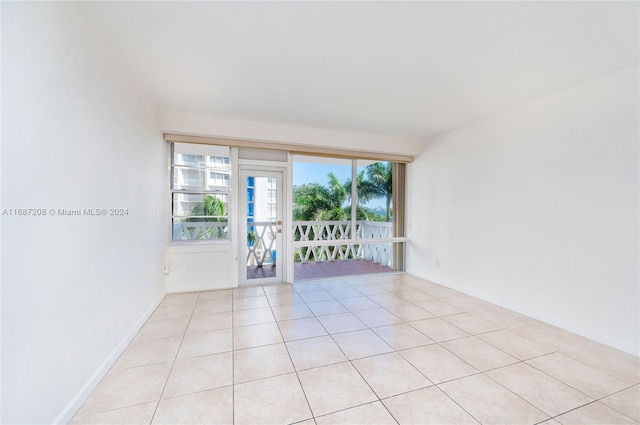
[327,172,348,209]
[293,172,351,221]
[294,171,386,222]
[344,170,369,203]
[292,183,335,221]
[185,195,227,239]
[363,162,393,222]
[292,171,384,261]
[187,195,226,220]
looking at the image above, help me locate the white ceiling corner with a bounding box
[77,1,639,144]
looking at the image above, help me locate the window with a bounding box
[292,155,405,279]
[267,203,276,221]
[176,154,204,166]
[267,183,277,220]
[171,143,231,241]
[209,171,230,188]
[209,156,230,169]
[180,169,204,188]
[267,188,276,203]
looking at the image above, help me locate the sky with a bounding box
[293,162,352,186]
[292,161,385,209]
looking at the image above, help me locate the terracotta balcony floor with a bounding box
[294,259,394,281]
[246,259,394,281]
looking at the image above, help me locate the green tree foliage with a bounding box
[293,179,348,221]
[292,164,392,262]
[187,195,226,221]
[293,163,392,222]
[363,162,393,222]
[184,195,227,239]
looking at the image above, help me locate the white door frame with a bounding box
[238,165,288,286]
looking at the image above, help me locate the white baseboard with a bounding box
[52,290,167,425]
[166,283,237,294]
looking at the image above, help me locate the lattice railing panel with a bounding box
[292,220,394,267]
[247,221,277,266]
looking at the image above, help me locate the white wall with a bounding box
[1,3,166,423]
[165,244,235,293]
[407,66,639,355]
[158,109,422,156]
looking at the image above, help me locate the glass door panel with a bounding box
[239,169,284,285]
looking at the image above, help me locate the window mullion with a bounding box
[351,159,357,240]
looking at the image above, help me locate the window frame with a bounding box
[169,142,232,243]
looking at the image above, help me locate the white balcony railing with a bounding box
[173,219,399,268]
[247,221,277,267]
[293,220,394,267]
[173,221,228,240]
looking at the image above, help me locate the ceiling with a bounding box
[79,1,638,140]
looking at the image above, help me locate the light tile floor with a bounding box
[72,274,640,425]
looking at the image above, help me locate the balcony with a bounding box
[293,220,394,264]
[173,221,229,240]
[174,220,401,281]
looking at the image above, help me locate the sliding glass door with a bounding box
[292,156,406,281]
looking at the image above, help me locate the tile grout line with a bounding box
[481,366,562,420]
[411,312,553,423]
[371,323,486,425]
[76,276,640,424]
[301,282,402,423]
[377,280,639,424]
[542,349,640,389]
[595,385,640,421]
[231,291,235,425]
[414,341,542,425]
[148,293,200,425]
[479,342,639,421]
[343,279,467,424]
[265,283,316,423]
[252,280,572,423]
[523,353,621,401]
[326,281,539,424]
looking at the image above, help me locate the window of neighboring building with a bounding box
[171,143,231,241]
[267,203,277,221]
[210,156,230,169]
[209,171,230,188]
[181,169,204,188]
